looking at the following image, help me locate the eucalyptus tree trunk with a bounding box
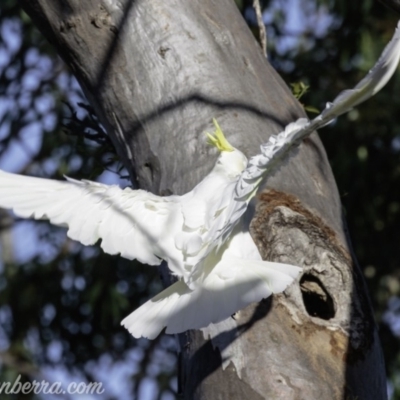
[19,0,387,398]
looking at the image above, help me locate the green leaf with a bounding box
[304,105,320,114]
[290,81,310,100]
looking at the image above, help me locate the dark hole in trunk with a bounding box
[300,273,335,320]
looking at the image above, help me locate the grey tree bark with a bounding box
[18,0,387,399]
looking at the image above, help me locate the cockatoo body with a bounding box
[121,215,299,339]
[0,121,301,338]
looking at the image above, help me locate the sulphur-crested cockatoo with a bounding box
[0,121,302,339]
[1,19,400,339]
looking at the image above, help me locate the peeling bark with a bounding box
[18,0,386,398]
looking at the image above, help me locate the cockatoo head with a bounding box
[206,119,248,178]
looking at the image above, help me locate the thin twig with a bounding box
[253,0,267,58]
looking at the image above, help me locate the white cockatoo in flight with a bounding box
[1,19,400,339]
[0,122,302,339]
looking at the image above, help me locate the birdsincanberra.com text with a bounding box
[0,375,105,395]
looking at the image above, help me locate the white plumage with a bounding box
[318,20,400,123]
[215,19,400,239]
[1,18,399,339]
[122,218,299,339]
[0,121,301,339]
[0,144,247,282]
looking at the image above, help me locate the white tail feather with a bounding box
[121,257,301,339]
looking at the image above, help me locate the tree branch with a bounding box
[253,0,267,57]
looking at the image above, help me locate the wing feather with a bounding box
[0,170,184,270]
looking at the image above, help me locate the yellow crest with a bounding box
[206,119,234,152]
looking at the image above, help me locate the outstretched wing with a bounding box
[0,170,184,269]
